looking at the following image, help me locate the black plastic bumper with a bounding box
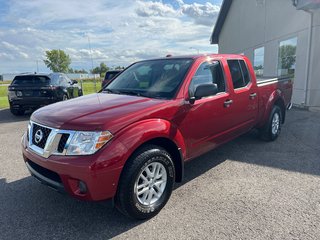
[26,161,65,193]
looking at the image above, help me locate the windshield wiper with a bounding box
[103,89,152,98]
[116,90,143,97]
[103,88,121,94]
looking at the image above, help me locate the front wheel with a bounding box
[260,105,282,141]
[62,94,68,101]
[115,145,175,220]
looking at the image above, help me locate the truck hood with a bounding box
[31,93,167,132]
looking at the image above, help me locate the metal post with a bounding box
[87,35,96,92]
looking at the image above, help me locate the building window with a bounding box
[277,37,297,77]
[253,47,264,77]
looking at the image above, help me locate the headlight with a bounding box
[66,131,113,155]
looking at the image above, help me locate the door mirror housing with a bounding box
[189,83,218,104]
[70,80,78,85]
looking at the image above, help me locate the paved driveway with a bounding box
[0,108,320,240]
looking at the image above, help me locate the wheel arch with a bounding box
[129,137,184,183]
[115,119,186,183]
[260,90,286,127]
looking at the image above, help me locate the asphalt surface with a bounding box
[0,108,320,240]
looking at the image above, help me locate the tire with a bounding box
[115,145,175,220]
[260,105,282,141]
[62,94,68,101]
[10,108,24,116]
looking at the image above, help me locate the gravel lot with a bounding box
[0,108,320,240]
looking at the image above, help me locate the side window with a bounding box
[239,60,251,85]
[227,60,244,89]
[59,75,67,86]
[189,61,226,95]
[227,60,251,89]
[64,75,72,84]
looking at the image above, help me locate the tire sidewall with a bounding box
[268,106,282,140]
[122,148,175,219]
[62,94,68,101]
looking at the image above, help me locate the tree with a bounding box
[115,66,125,70]
[278,45,296,71]
[91,62,109,77]
[74,69,88,74]
[43,49,71,73]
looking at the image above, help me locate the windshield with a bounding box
[104,58,193,99]
[12,75,51,85]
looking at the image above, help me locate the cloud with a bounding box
[1,41,29,59]
[135,1,177,17]
[179,1,220,26]
[0,0,220,73]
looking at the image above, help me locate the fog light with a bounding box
[78,181,87,194]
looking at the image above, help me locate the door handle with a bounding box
[249,93,257,99]
[224,99,233,107]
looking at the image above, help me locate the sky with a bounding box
[0,0,222,73]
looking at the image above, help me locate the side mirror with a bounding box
[190,83,218,104]
[71,80,78,85]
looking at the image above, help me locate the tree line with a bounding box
[43,49,124,76]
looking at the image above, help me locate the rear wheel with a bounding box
[260,105,282,141]
[115,145,175,220]
[10,107,24,116]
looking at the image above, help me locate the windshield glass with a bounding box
[105,58,193,99]
[12,75,51,85]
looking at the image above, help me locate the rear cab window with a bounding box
[227,59,251,89]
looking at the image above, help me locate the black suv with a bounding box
[8,73,83,115]
[101,70,122,88]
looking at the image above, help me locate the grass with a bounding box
[0,86,8,109]
[0,81,12,85]
[0,79,102,109]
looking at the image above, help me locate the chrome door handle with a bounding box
[250,93,257,99]
[224,99,233,107]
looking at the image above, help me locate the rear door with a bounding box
[64,74,79,97]
[58,74,73,98]
[226,59,258,133]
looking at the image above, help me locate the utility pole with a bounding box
[36,60,39,73]
[87,34,96,92]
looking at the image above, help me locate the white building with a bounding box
[211,0,320,108]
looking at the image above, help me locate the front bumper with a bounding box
[21,133,126,201]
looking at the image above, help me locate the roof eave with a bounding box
[210,0,233,44]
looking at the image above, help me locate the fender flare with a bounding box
[114,119,187,181]
[260,89,286,127]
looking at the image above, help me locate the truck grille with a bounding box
[28,121,75,158]
[57,133,70,153]
[32,124,52,149]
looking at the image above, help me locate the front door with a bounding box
[178,60,235,159]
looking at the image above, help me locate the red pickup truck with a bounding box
[22,54,292,219]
